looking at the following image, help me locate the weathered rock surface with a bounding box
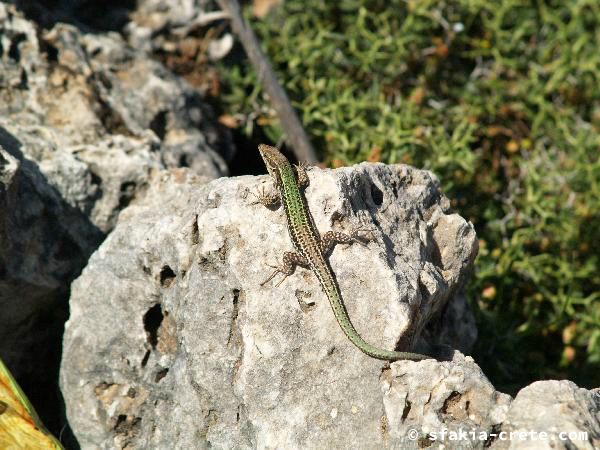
[61,162,485,448]
[490,381,600,450]
[0,1,230,434]
[382,352,512,448]
[1,3,231,187]
[124,0,233,93]
[383,365,600,449]
[0,125,104,434]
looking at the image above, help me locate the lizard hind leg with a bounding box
[320,231,352,255]
[320,227,375,255]
[260,251,309,287]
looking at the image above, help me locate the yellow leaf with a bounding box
[0,358,63,449]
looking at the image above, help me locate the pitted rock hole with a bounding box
[159,265,176,287]
[143,304,164,349]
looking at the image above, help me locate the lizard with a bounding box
[254,143,430,361]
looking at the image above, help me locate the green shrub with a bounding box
[218,0,600,393]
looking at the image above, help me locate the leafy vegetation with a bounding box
[217,0,600,393]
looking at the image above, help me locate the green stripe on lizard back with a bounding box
[258,144,430,362]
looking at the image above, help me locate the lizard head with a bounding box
[258,144,289,178]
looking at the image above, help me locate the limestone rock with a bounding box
[1,2,230,236]
[0,2,229,434]
[1,3,231,176]
[382,352,511,448]
[61,162,481,448]
[490,380,600,450]
[0,126,103,434]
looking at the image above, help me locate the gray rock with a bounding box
[0,0,226,353]
[129,0,214,33]
[1,120,164,233]
[382,352,512,449]
[490,380,600,450]
[1,3,230,177]
[0,125,104,432]
[126,0,230,49]
[0,2,229,434]
[61,162,484,448]
[124,0,233,99]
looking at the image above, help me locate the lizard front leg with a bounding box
[249,183,280,208]
[294,161,310,188]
